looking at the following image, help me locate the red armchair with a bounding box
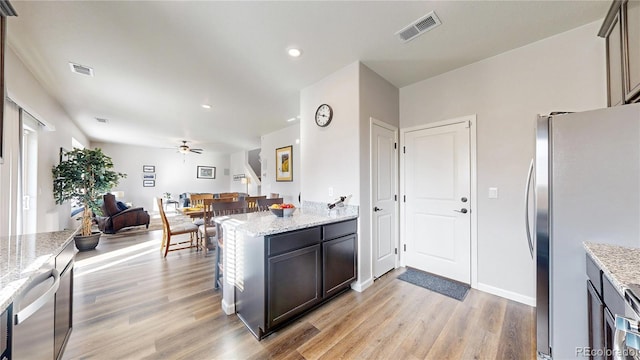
[95,193,150,234]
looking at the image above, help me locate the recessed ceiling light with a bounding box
[287,48,302,57]
[201,104,211,109]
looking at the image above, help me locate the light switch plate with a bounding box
[489,187,498,199]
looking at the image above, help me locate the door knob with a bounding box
[374,206,382,212]
[454,208,468,214]
[461,197,468,203]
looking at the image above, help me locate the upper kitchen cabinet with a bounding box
[624,1,640,101]
[600,0,640,105]
[601,1,625,106]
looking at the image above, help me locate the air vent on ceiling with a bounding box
[95,117,108,124]
[69,62,94,77]
[396,11,441,43]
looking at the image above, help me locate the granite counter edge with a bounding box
[234,214,359,238]
[584,241,640,297]
[0,229,78,311]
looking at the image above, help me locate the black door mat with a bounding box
[397,268,470,301]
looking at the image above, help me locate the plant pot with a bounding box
[74,231,101,251]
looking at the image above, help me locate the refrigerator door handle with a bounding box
[525,158,534,259]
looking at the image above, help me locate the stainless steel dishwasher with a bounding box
[12,262,60,359]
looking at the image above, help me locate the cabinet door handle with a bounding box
[14,268,60,325]
[374,207,382,212]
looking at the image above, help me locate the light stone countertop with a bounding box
[217,201,358,237]
[584,242,640,297]
[0,228,78,310]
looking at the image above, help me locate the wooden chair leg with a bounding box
[164,233,171,257]
[160,231,167,254]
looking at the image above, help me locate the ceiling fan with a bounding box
[177,140,203,154]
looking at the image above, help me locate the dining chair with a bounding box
[257,197,284,211]
[190,193,214,207]
[218,192,239,201]
[157,198,200,257]
[198,198,242,251]
[244,195,266,213]
[198,199,247,289]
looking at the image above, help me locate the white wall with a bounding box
[399,21,607,304]
[228,151,261,196]
[4,46,90,232]
[301,62,360,204]
[260,123,300,205]
[300,62,399,290]
[92,142,231,211]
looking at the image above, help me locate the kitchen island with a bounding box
[583,242,640,358]
[1,228,78,359]
[0,229,77,310]
[219,201,358,339]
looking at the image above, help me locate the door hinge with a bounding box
[403,195,406,202]
[394,248,398,255]
[404,244,407,252]
[403,146,406,154]
[394,142,397,149]
[394,194,397,201]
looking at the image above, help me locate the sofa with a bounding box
[95,193,150,234]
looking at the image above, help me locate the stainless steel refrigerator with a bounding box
[528,104,640,359]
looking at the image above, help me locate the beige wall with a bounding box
[358,63,400,286]
[399,21,607,304]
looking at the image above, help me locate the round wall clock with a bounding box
[315,104,333,127]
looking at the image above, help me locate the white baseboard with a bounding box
[477,282,536,307]
[351,277,373,292]
[221,299,235,315]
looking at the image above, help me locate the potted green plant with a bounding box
[52,148,126,251]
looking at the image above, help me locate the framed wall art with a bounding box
[142,165,155,173]
[276,145,293,182]
[197,166,216,179]
[142,173,156,180]
[143,180,155,187]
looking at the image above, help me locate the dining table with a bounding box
[177,206,204,219]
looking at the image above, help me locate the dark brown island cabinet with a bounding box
[9,239,74,359]
[586,254,626,360]
[601,0,640,106]
[236,219,357,340]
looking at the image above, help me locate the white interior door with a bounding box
[404,121,471,284]
[371,119,398,278]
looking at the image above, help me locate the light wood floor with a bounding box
[63,230,535,360]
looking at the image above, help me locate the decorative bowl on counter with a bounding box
[269,204,296,217]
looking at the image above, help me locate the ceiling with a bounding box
[7,1,609,154]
